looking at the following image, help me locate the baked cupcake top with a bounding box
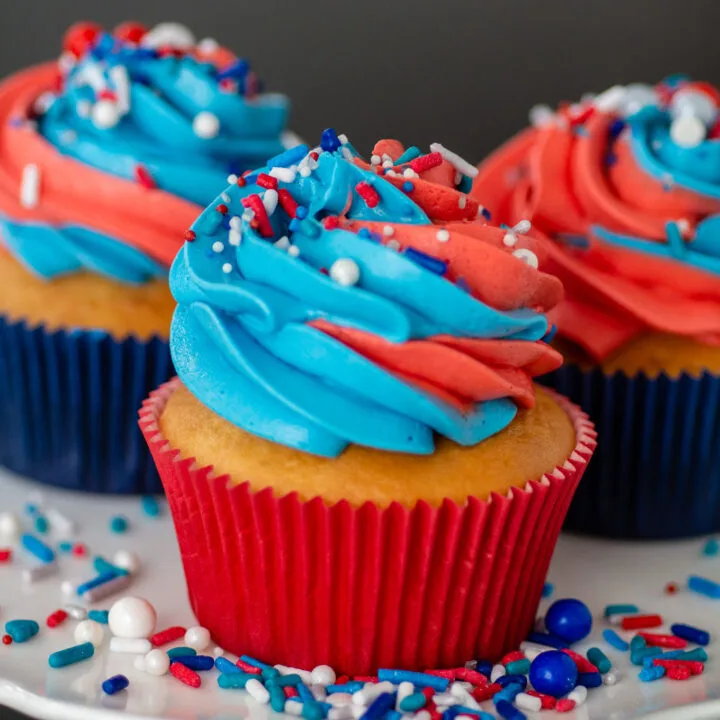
[170,130,563,457]
[473,78,720,361]
[0,21,290,284]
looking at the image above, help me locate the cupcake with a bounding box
[473,78,720,538]
[140,131,596,672]
[0,21,291,493]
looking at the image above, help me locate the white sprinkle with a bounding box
[329,707,353,720]
[22,562,58,584]
[671,115,706,148]
[142,22,196,49]
[328,693,354,707]
[74,619,105,648]
[387,239,401,251]
[246,678,270,704]
[112,549,140,575]
[432,693,456,707]
[414,713,431,720]
[44,507,76,538]
[72,62,105,93]
[430,142,478,178]
[61,580,77,597]
[568,685,588,706]
[593,85,629,113]
[263,188,279,215]
[676,218,691,234]
[20,164,40,209]
[385,170,397,177]
[0,513,21,541]
[603,670,620,686]
[274,236,290,250]
[529,104,556,127]
[370,154,381,166]
[454,171,463,185]
[330,258,360,286]
[212,241,224,253]
[192,111,220,139]
[503,233,517,247]
[288,245,300,258]
[220,192,230,203]
[341,147,354,161]
[382,225,394,237]
[91,100,121,130]
[458,195,467,209]
[606,614,623,626]
[285,701,304,716]
[513,248,539,268]
[229,216,242,230]
[275,665,314,684]
[513,219,532,234]
[222,263,232,274]
[312,665,336,685]
[227,174,238,185]
[396,681,414,708]
[311,684,328,701]
[403,168,418,178]
[436,229,450,243]
[84,574,132,602]
[109,637,151,654]
[109,65,130,114]
[352,682,394,706]
[228,230,242,246]
[33,92,56,115]
[242,209,255,221]
[64,604,88,621]
[515,693,542,712]
[269,166,297,183]
[299,166,312,178]
[476,204,486,219]
[197,37,220,54]
[490,664,506,683]
[382,160,393,169]
[338,133,349,145]
[519,641,553,660]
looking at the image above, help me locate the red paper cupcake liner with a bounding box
[139,378,596,674]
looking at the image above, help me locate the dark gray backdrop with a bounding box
[1,1,719,719]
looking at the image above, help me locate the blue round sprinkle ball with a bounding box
[529,650,578,698]
[109,516,129,534]
[544,598,593,644]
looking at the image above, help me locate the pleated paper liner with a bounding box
[0,314,172,494]
[140,378,596,674]
[543,364,720,539]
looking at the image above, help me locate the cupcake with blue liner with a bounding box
[140,131,595,672]
[473,77,720,538]
[0,21,291,493]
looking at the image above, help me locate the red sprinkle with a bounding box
[72,543,88,558]
[97,89,118,102]
[256,173,278,190]
[354,676,378,683]
[453,668,488,686]
[150,626,186,647]
[621,614,663,630]
[639,632,687,649]
[284,686,299,698]
[46,610,68,628]
[135,165,157,189]
[184,230,196,243]
[2,635,12,645]
[216,204,229,215]
[409,152,443,174]
[355,181,380,208]
[562,648,599,673]
[0,549,12,563]
[236,176,247,188]
[241,194,273,237]
[556,699,577,713]
[471,684,502,702]
[500,651,525,665]
[335,675,349,685]
[309,151,319,161]
[170,661,201,688]
[666,665,692,681]
[664,582,679,595]
[235,659,262,675]
[322,216,340,230]
[527,690,557,710]
[425,669,455,680]
[421,688,435,701]
[277,188,299,218]
[654,659,704,676]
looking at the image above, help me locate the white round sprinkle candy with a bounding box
[212,646,227,658]
[246,678,270,704]
[61,580,77,597]
[288,245,300,258]
[387,239,401,251]
[142,22,196,49]
[382,225,394,237]
[370,154,381,166]
[670,114,706,148]
[311,664,336,686]
[91,100,121,130]
[403,168,416,178]
[503,233,517,247]
[0,512,20,541]
[604,670,619,686]
[330,258,360,287]
[512,248,539,268]
[382,160,393,169]
[193,111,220,139]
[513,219,532,234]
[328,693,353,707]
[274,236,290,250]
[212,241,224,253]
[144,648,171,676]
[185,625,211,651]
[385,170,397,177]
[436,229,450,243]
[222,263,233,274]
[227,174,238,185]
[74,619,104,648]
[112,549,140,575]
[108,597,157,639]
[197,37,219,54]
[529,104,555,127]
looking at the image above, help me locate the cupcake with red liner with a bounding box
[473,77,720,538]
[0,21,291,493]
[140,130,595,672]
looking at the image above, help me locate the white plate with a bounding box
[1,469,720,720]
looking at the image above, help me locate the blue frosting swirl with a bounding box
[170,144,550,457]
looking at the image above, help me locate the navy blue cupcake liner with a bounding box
[542,364,720,539]
[0,314,172,494]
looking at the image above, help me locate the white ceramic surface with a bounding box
[1,469,720,720]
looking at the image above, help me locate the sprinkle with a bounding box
[93,556,128,577]
[212,241,224,253]
[702,538,719,556]
[34,515,48,534]
[193,111,220,139]
[409,152,443,174]
[403,248,447,275]
[401,181,414,193]
[653,659,704,675]
[88,610,109,624]
[135,164,156,189]
[72,543,88,558]
[436,229,450,243]
[631,647,662,666]
[173,655,214,671]
[504,659,530,676]
[555,699,576,713]
[21,534,55,564]
[525,632,568,649]
[666,665,692,681]
[269,166,297,184]
[216,203,229,215]
[268,145,310,169]
[378,670,449,692]
[567,685,587,707]
[0,549,11,563]
[671,623,710,646]
[356,182,380,208]
[277,188,299,217]
[525,690,556,710]
[46,610,68,628]
[288,246,300,258]
[2,635,11,645]
[490,665,506,683]
[329,258,360,286]
[22,561,58,584]
[48,642,94,668]
[512,248,538,268]
[256,173,279,190]
[184,230,196,242]
[170,661,201,688]
[458,196,467,209]
[84,573,132,602]
[503,233,517,247]
[603,628,632,649]
[639,632,687,649]
[216,657,243,674]
[639,666,665,682]
[688,575,720,598]
[514,693,541,713]
[5,620,39,643]
[494,699,525,720]
[222,263,233,274]
[227,174,238,185]
[110,637,151,654]
[109,516,128,534]
[242,194,274,236]
[429,143,478,178]
[102,674,129,695]
[44,508,75,537]
[167,647,196,660]
[622,614,663,630]
[577,672,602,688]
[151,626,186,647]
[586,648,611,674]
[542,582,554,598]
[65,605,88,621]
[320,128,341,153]
[20,164,40,209]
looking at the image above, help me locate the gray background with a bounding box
[0,1,719,718]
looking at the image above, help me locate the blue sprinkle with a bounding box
[21,534,55,564]
[5,620,39,643]
[268,145,310,169]
[109,516,129,534]
[102,674,129,695]
[289,218,303,233]
[141,496,161,518]
[403,247,448,275]
[577,672,603,688]
[357,227,372,239]
[458,175,473,194]
[76,572,117,596]
[526,632,568,649]
[631,647,661,666]
[93,556,128,578]
[542,324,558,344]
[639,666,665,682]
[167,647,196,659]
[602,629,629,651]
[296,681,315,704]
[481,208,492,220]
[48,642,95,668]
[217,59,249,80]
[673,648,708,662]
[495,699,526,720]
[215,656,242,674]
[671,623,710,646]
[401,181,414,193]
[609,119,626,138]
[496,675,527,690]
[688,575,720,599]
[542,582,554,598]
[378,669,449,691]
[554,232,589,249]
[34,516,49,535]
[393,147,422,165]
[58,541,73,554]
[475,660,493,678]
[703,538,719,557]
[361,692,397,720]
[296,206,309,220]
[173,655,214,671]
[386,712,402,720]
[320,128,341,153]
[25,503,39,516]
[88,610,109,624]
[327,682,365,694]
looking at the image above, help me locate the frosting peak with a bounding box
[170,131,563,457]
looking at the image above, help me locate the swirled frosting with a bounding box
[0,22,290,284]
[170,130,563,457]
[473,78,720,361]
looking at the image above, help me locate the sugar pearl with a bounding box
[92,100,121,129]
[311,665,336,685]
[112,549,140,575]
[222,263,233,274]
[74,620,104,648]
[0,512,20,541]
[288,245,300,258]
[108,597,157,639]
[212,241,224,253]
[193,111,220,139]
[329,258,360,287]
[144,648,171,676]
[436,229,450,243]
[185,626,211,651]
